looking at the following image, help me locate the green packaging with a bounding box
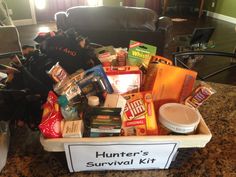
[127,40,157,67]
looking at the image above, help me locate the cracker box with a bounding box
[121,92,158,136]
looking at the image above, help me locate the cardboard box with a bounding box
[143,63,197,110]
[121,92,158,136]
[62,120,84,138]
[104,94,127,115]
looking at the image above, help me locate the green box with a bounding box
[128,40,157,68]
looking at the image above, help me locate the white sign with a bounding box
[64,141,179,172]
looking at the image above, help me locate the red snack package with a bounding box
[39,91,62,138]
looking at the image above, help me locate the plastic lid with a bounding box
[58,95,69,107]
[159,103,200,134]
[88,96,100,107]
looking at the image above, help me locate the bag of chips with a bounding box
[39,91,62,138]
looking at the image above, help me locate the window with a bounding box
[35,0,46,9]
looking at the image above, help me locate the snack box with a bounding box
[121,92,158,136]
[104,66,141,94]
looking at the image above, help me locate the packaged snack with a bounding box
[121,92,158,136]
[128,40,157,68]
[95,46,116,64]
[143,63,197,110]
[149,55,173,65]
[39,91,62,138]
[185,82,216,108]
[115,48,127,66]
[48,62,68,83]
[104,66,141,94]
[62,120,84,138]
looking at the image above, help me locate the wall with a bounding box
[205,0,236,18]
[103,0,145,7]
[6,0,146,21]
[6,0,32,20]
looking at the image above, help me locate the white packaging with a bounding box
[104,94,127,115]
[62,120,84,138]
[159,103,200,134]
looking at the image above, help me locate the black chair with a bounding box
[172,51,236,80]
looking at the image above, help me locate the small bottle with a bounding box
[58,95,78,120]
[88,96,100,107]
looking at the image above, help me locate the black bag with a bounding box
[37,29,101,74]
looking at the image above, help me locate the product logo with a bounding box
[124,99,146,120]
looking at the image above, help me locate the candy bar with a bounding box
[185,82,216,108]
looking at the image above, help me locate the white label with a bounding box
[64,141,179,172]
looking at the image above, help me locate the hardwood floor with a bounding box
[15,17,236,85]
[17,22,57,46]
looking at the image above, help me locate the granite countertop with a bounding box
[0,82,235,177]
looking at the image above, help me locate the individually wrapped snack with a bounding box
[48,62,68,83]
[115,48,127,66]
[184,82,216,108]
[95,46,116,64]
[121,92,158,136]
[39,91,63,138]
